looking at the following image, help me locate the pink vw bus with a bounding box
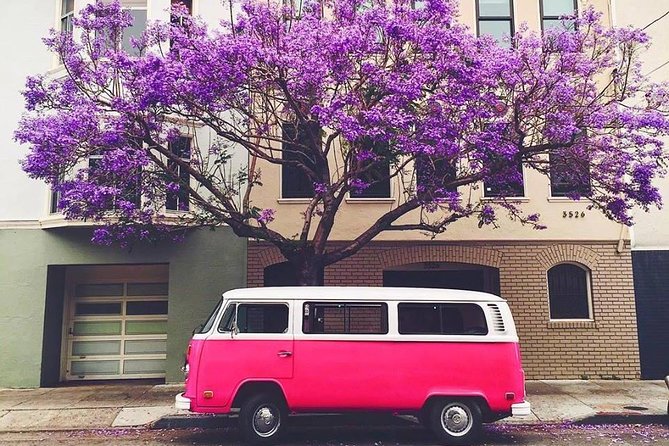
[175,287,531,445]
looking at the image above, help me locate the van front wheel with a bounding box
[239,393,286,445]
[429,399,481,445]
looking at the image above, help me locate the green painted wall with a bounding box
[0,226,246,388]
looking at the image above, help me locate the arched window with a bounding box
[547,263,592,320]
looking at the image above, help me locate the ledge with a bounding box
[480,197,530,203]
[345,197,396,204]
[276,198,313,204]
[546,320,598,329]
[546,197,589,203]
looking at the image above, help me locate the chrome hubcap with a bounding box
[440,404,472,436]
[252,405,280,438]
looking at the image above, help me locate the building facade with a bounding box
[616,0,669,380]
[248,0,643,380]
[0,0,247,388]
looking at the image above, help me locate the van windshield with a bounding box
[196,299,223,334]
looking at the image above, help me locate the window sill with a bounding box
[546,320,597,329]
[277,198,314,204]
[546,197,588,203]
[345,197,396,204]
[481,197,530,203]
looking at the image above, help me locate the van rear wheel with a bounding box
[429,399,481,445]
[239,393,286,445]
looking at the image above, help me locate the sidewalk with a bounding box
[0,380,666,432]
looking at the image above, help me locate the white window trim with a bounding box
[546,262,594,322]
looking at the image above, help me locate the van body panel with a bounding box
[195,339,294,408]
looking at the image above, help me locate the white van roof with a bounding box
[223,287,505,302]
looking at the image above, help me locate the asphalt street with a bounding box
[0,423,667,446]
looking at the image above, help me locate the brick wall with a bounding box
[248,241,640,379]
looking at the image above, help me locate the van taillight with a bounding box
[186,344,192,358]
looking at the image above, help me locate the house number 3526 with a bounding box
[563,211,586,219]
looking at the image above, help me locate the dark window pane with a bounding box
[416,156,457,192]
[238,304,289,334]
[478,0,511,16]
[548,264,591,319]
[75,283,124,297]
[127,282,169,296]
[484,163,524,197]
[126,301,168,315]
[199,299,223,334]
[167,137,191,211]
[549,154,591,197]
[303,302,388,334]
[217,303,236,332]
[398,303,488,335]
[350,138,391,199]
[75,302,122,316]
[281,121,320,199]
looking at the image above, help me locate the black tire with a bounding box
[428,399,482,445]
[239,393,287,445]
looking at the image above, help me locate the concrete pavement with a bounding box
[0,380,666,432]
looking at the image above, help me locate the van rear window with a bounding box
[303,302,388,334]
[398,303,488,335]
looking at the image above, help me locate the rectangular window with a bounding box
[541,0,577,30]
[484,163,525,198]
[166,136,191,211]
[476,0,514,46]
[416,156,457,193]
[549,154,591,197]
[61,0,74,33]
[237,304,289,334]
[398,303,488,335]
[303,302,388,334]
[88,142,142,209]
[350,139,391,199]
[281,121,320,199]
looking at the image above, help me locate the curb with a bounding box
[151,412,668,430]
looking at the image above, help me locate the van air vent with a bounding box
[487,304,506,333]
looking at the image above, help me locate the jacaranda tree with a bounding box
[16,0,669,284]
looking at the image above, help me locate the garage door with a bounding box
[65,282,168,381]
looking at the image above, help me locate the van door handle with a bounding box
[277,351,292,358]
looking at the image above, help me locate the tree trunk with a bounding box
[292,255,324,286]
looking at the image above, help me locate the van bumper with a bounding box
[175,393,191,411]
[511,401,532,417]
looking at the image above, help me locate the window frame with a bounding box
[397,302,489,336]
[482,162,526,199]
[165,136,192,212]
[60,0,75,33]
[547,262,594,321]
[349,139,392,200]
[302,301,389,335]
[280,121,320,199]
[548,153,591,198]
[539,0,578,31]
[218,301,292,336]
[475,0,515,44]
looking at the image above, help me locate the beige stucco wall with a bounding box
[615,0,669,249]
[248,0,625,242]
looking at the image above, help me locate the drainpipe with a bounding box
[617,223,628,253]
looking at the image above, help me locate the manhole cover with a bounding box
[623,406,648,411]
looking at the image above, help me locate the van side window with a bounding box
[398,303,488,335]
[303,302,388,334]
[238,304,289,334]
[217,303,237,332]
